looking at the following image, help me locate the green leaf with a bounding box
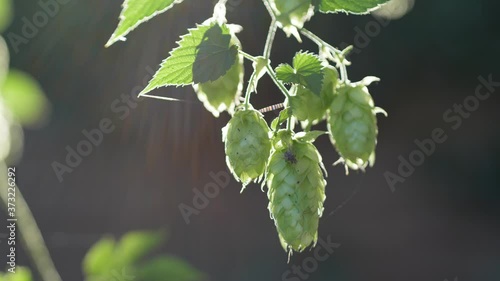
[137,256,204,281]
[275,51,323,95]
[0,70,51,128]
[140,23,238,95]
[313,0,390,14]
[106,0,184,47]
[271,108,290,131]
[114,230,166,266]
[83,236,116,277]
[295,130,328,143]
[0,0,13,33]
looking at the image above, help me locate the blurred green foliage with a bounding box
[0,0,51,164]
[83,230,204,281]
[0,0,12,33]
[0,70,50,128]
[0,267,32,281]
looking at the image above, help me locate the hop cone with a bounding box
[222,108,272,187]
[270,0,313,40]
[193,37,244,117]
[328,82,384,170]
[289,66,338,128]
[266,133,326,252]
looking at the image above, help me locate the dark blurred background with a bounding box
[1,0,499,280]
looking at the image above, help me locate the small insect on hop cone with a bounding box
[266,131,326,253]
[222,108,272,189]
[327,78,387,171]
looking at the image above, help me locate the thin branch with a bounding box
[0,163,62,281]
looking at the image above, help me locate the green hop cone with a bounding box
[327,79,386,171]
[270,0,314,41]
[289,66,339,128]
[193,35,244,118]
[266,131,326,253]
[222,108,272,188]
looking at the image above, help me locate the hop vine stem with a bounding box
[300,28,350,83]
[244,71,257,109]
[241,0,280,109]
[239,50,257,62]
[0,163,62,281]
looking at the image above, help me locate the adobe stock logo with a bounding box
[178,170,231,224]
[6,0,74,54]
[385,74,498,192]
[51,66,155,183]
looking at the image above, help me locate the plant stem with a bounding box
[263,20,277,59]
[0,163,62,281]
[242,1,278,108]
[339,60,349,83]
[262,0,277,59]
[244,70,257,109]
[300,28,342,55]
[286,117,292,130]
[239,50,257,62]
[300,28,350,82]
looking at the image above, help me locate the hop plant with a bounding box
[327,79,386,171]
[266,131,326,253]
[222,108,272,188]
[193,35,244,118]
[106,0,392,257]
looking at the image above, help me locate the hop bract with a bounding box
[328,80,385,170]
[222,108,272,187]
[270,0,314,41]
[193,36,244,118]
[266,131,326,253]
[289,66,338,128]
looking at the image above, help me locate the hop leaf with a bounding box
[140,22,238,95]
[313,0,390,14]
[222,109,272,188]
[266,133,326,253]
[106,0,185,47]
[276,51,324,95]
[193,34,244,117]
[327,81,385,170]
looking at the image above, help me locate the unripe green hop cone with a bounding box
[328,80,385,171]
[222,108,272,188]
[289,66,338,128]
[266,131,326,253]
[193,36,244,118]
[270,0,313,41]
